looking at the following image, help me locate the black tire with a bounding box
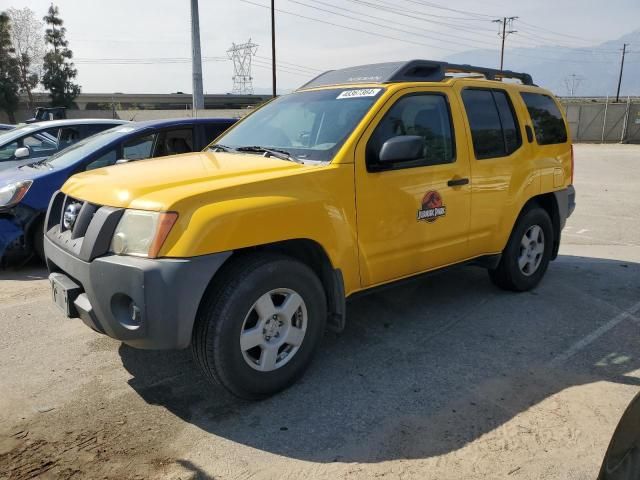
[488,205,553,292]
[32,220,45,263]
[192,252,327,400]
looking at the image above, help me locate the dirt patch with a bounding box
[0,379,188,480]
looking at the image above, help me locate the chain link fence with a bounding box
[560,98,640,144]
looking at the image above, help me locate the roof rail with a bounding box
[299,60,535,89]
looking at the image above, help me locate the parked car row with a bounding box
[0,119,124,170]
[0,117,236,265]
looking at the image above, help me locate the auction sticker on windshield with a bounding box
[337,88,381,99]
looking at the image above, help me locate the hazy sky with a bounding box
[1,0,638,94]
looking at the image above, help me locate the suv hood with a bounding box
[62,151,307,210]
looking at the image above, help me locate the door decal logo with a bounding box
[417,191,446,222]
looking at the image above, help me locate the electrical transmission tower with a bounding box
[564,74,584,97]
[227,40,258,94]
[493,16,518,71]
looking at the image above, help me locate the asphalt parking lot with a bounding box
[1,144,639,480]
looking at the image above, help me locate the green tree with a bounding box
[41,4,80,108]
[0,12,21,123]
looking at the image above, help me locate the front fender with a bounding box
[159,164,361,294]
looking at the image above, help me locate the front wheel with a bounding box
[192,253,327,400]
[489,206,554,292]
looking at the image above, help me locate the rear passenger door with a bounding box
[457,86,538,256]
[354,87,472,287]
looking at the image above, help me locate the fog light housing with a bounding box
[111,293,142,330]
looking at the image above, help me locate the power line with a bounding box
[396,0,496,19]
[293,0,497,49]
[517,19,603,44]
[238,0,630,67]
[238,0,458,52]
[337,0,499,42]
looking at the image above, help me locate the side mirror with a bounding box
[379,135,425,163]
[14,147,30,159]
[115,158,130,165]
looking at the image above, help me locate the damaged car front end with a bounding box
[0,181,41,266]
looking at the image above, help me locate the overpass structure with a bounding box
[20,92,272,111]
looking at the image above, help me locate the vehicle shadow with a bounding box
[119,254,640,463]
[0,263,47,281]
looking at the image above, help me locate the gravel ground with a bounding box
[1,144,639,480]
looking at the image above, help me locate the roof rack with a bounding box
[299,60,535,90]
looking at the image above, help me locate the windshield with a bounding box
[215,87,384,162]
[0,124,41,145]
[47,125,139,168]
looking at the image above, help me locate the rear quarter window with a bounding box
[520,92,568,145]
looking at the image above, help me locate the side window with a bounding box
[23,133,58,154]
[204,123,232,146]
[0,141,18,161]
[83,124,114,138]
[154,128,194,157]
[520,92,568,145]
[493,91,521,153]
[85,149,117,171]
[57,127,81,149]
[122,134,157,160]
[366,93,455,171]
[461,89,521,159]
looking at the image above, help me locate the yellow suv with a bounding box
[44,60,575,399]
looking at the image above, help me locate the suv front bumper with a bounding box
[44,234,230,349]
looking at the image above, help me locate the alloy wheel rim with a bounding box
[239,288,307,372]
[518,224,545,276]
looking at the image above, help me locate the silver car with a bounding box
[0,119,126,171]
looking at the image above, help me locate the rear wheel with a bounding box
[192,253,327,400]
[489,206,553,292]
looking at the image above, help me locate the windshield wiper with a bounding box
[29,158,53,169]
[235,146,303,164]
[207,143,236,153]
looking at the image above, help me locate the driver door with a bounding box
[354,87,472,287]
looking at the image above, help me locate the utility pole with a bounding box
[615,43,629,103]
[493,16,518,71]
[271,0,277,98]
[190,0,205,112]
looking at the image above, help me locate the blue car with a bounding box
[0,117,236,265]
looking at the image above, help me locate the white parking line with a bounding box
[549,300,640,367]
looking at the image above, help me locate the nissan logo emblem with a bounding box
[63,202,82,230]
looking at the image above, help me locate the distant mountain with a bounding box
[444,29,640,97]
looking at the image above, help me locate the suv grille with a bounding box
[46,191,124,261]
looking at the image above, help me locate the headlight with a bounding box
[110,210,178,258]
[0,180,32,207]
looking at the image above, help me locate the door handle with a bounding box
[447,177,469,187]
